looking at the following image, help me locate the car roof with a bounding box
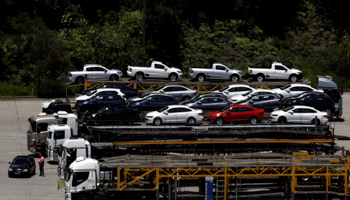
[290,105,318,109]
[230,105,255,108]
[144,94,174,98]
[167,105,190,108]
[227,84,252,88]
[96,88,121,92]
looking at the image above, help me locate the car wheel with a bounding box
[136,73,143,82]
[272,105,280,111]
[250,117,258,124]
[182,96,191,101]
[187,117,196,125]
[197,74,205,82]
[76,77,84,85]
[230,75,239,82]
[110,74,119,81]
[311,118,321,125]
[325,109,331,116]
[278,117,287,123]
[216,118,224,125]
[154,118,162,126]
[289,75,297,82]
[169,74,178,81]
[256,74,264,82]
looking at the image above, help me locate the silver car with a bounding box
[186,96,230,111]
[141,84,198,103]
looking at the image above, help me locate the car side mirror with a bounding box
[198,102,201,104]
[104,69,107,72]
[286,90,290,93]
[288,111,294,114]
[226,111,230,114]
[160,90,164,93]
[164,112,168,115]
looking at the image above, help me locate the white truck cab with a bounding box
[58,138,91,180]
[46,125,73,162]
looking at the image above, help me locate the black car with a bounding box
[8,156,36,178]
[84,106,142,125]
[75,94,126,112]
[83,83,138,98]
[42,100,72,114]
[127,94,177,111]
[283,91,335,116]
[179,92,228,105]
[235,93,283,112]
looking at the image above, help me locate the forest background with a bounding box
[1,0,350,97]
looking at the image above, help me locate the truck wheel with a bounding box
[230,74,239,82]
[125,193,142,200]
[197,74,205,82]
[136,73,143,82]
[110,74,119,81]
[256,74,264,82]
[169,73,178,81]
[76,77,84,85]
[289,75,297,82]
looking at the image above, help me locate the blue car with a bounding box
[75,94,125,112]
[83,83,138,98]
[127,94,177,111]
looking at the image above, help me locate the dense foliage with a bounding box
[1,0,350,96]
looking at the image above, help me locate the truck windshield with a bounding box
[72,172,89,187]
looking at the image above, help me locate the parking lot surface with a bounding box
[0,94,349,200]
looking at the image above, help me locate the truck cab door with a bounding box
[273,65,288,80]
[153,64,166,78]
[92,66,109,80]
[214,65,229,80]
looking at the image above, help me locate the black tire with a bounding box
[256,74,264,82]
[182,96,191,101]
[169,73,178,81]
[250,116,258,124]
[136,73,143,82]
[110,74,119,81]
[197,74,205,82]
[125,193,142,200]
[324,109,332,117]
[76,77,84,84]
[289,74,298,82]
[187,117,196,125]
[216,118,224,125]
[278,117,287,123]
[230,74,239,82]
[154,118,162,126]
[78,194,90,200]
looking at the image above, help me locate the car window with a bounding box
[216,65,226,71]
[292,108,303,113]
[94,67,105,71]
[174,87,186,91]
[290,87,300,91]
[167,108,177,113]
[239,107,253,112]
[159,97,170,102]
[149,97,158,102]
[275,65,286,70]
[178,107,191,112]
[230,107,239,112]
[163,87,174,92]
[228,88,239,92]
[212,98,223,102]
[200,98,211,103]
[301,87,313,92]
[239,87,252,91]
[85,67,94,71]
[155,64,164,69]
[302,108,317,113]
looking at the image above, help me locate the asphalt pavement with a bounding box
[0,95,349,200]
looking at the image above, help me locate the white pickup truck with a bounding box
[189,63,244,82]
[68,64,123,84]
[127,61,183,82]
[248,62,302,82]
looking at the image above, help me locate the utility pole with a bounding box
[142,0,146,48]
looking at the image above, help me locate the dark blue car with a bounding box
[127,94,177,111]
[83,84,138,98]
[75,94,125,112]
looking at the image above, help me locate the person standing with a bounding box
[38,153,45,177]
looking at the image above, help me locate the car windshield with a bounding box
[12,157,28,165]
[218,86,229,92]
[242,91,254,97]
[279,85,292,90]
[87,90,97,96]
[158,106,169,112]
[220,106,231,112]
[283,106,294,112]
[154,86,166,91]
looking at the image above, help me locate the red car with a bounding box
[208,105,265,125]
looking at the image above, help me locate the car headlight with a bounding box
[270,114,278,117]
[8,168,13,171]
[23,169,28,172]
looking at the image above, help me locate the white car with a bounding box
[75,88,125,102]
[230,89,276,103]
[146,105,204,126]
[272,84,323,98]
[270,105,328,125]
[213,84,256,99]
